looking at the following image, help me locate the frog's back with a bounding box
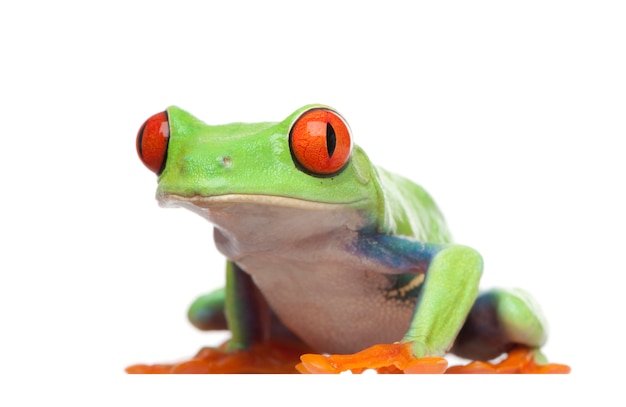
[373,166,453,244]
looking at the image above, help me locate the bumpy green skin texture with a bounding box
[164,105,548,361]
[405,245,483,357]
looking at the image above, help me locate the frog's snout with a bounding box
[137,110,170,175]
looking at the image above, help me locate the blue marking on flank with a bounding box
[351,233,444,272]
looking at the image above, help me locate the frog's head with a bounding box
[136,105,382,244]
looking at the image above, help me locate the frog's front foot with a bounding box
[446,346,571,374]
[126,340,310,374]
[296,342,448,374]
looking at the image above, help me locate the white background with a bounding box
[1,0,624,404]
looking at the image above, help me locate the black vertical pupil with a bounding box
[326,122,336,158]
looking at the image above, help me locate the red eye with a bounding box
[289,108,352,177]
[136,111,169,175]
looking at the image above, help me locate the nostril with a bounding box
[137,111,170,175]
[220,156,232,168]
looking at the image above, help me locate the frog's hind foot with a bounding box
[296,342,448,374]
[125,340,309,374]
[445,346,570,374]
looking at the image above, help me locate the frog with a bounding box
[129,105,569,374]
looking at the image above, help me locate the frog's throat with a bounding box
[157,193,373,241]
[157,193,367,210]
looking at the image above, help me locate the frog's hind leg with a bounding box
[448,288,569,373]
[451,288,547,361]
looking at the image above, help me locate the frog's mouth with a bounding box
[157,193,371,248]
[158,193,363,211]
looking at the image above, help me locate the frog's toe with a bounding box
[403,357,449,374]
[297,342,448,374]
[445,346,571,374]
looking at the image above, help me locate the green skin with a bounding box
[152,105,549,366]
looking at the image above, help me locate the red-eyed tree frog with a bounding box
[129,105,569,374]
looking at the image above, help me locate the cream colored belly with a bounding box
[239,256,416,354]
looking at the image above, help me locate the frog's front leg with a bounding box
[298,236,482,374]
[127,262,311,373]
[403,244,482,359]
[187,287,227,331]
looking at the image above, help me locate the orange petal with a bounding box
[446,361,497,374]
[171,360,212,374]
[403,357,448,374]
[446,347,571,374]
[125,364,173,374]
[299,354,341,374]
[525,363,571,374]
